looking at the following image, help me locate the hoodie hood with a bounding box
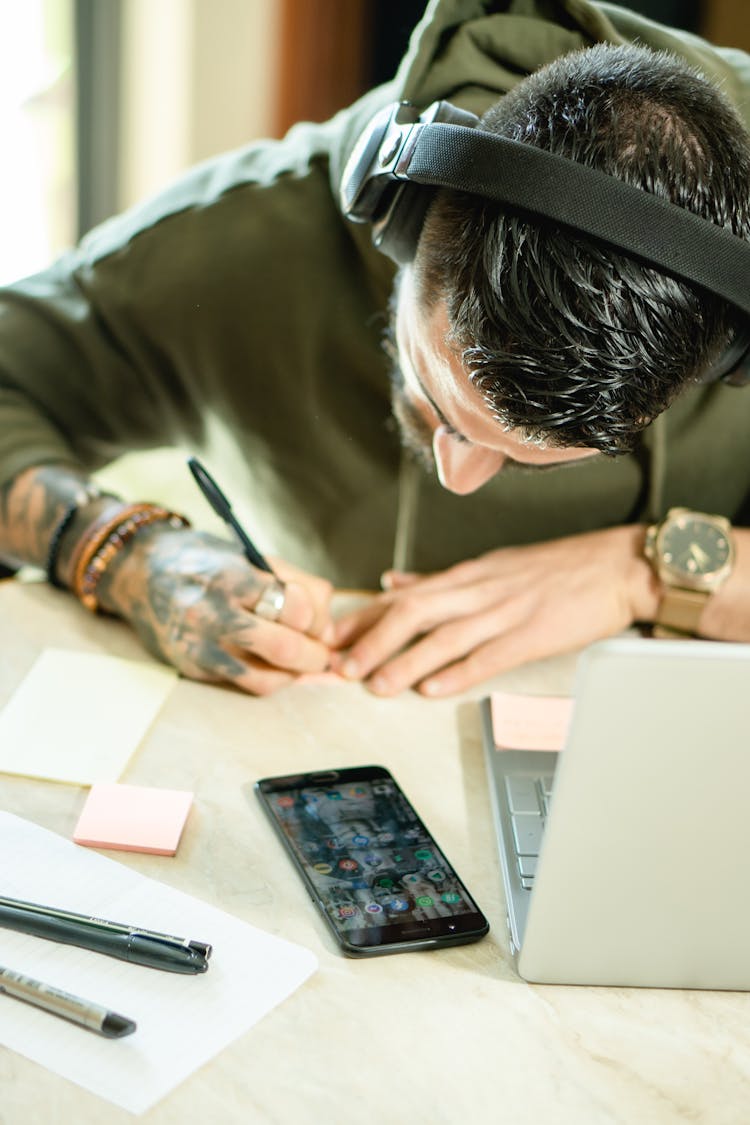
[329,0,750,200]
[327,0,622,198]
[394,0,621,110]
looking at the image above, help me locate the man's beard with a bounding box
[388,352,586,478]
[382,282,575,478]
[384,280,436,472]
[389,362,436,472]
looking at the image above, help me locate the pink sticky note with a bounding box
[73,783,193,855]
[490,692,574,752]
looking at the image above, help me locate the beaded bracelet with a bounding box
[67,500,134,591]
[71,502,190,613]
[46,485,112,589]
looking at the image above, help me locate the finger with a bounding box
[224,655,299,697]
[306,579,335,640]
[333,561,511,651]
[335,580,506,681]
[364,597,531,696]
[415,628,553,697]
[227,613,332,675]
[264,564,334,640]
[242,577,320,638]
[188,646,303,696]
[160,627,299,694]
[415,609,592,697]
[382,556,498,596]
[380,569,421,590]
[331,597,393,650]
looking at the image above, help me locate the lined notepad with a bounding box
[0,813,317,1114]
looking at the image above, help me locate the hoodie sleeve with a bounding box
[0,106,396,493]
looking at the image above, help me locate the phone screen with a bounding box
[255,766,489,955]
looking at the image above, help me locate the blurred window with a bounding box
[0,0,75,284]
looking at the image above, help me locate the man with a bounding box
[0,0,749,697]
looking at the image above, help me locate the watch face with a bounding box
[660,513,732,582]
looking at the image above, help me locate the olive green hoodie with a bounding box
[1,1,749,586]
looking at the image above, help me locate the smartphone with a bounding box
[255,765,489,957]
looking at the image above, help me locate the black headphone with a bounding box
[340,100,750,386]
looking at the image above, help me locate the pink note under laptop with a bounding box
[490,691,573,751]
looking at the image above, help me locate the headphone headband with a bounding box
[341,100,750,383]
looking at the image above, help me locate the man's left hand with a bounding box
[330,526,659,696]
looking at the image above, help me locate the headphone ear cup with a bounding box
[699,326,750,385]
[373,102,478,264]
[341,100,480,266]
[373,183,436,264]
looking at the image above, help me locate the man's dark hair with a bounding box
[414,42,750,454]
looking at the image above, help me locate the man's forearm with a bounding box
[0,465,119,585]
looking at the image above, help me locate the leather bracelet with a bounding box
[72,502,190,613]
[46,485,112,589]
[67,500,132,590]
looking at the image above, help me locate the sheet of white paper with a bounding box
[0,648,177,784]
[0,813,317,1114]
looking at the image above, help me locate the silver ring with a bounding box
[253,578,287,622]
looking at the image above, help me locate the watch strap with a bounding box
[653,586,709,638]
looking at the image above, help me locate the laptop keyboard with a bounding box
[505,774,556,890]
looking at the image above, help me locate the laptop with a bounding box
[480,636,750,989]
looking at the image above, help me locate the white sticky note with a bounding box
[0,648,176,784]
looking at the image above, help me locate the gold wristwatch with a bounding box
[644,507,734,637]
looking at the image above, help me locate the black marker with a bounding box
[0,964,136,1038]
[187,455,276,575]
[0,895,211,975]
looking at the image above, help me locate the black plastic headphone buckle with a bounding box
[340,101,420,224]
[340,99,480,263]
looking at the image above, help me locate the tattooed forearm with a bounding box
[0,464,117,574]
[2,468,332,695]
[98,523,267,683]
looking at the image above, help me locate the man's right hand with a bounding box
[99,522,334,695]
[0,465,333,696]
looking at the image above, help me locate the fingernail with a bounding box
[420,679,443,696]
[341,658,360,679]
[368,675,390,695]
[320,622,336,645]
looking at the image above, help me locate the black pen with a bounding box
[0,895,211,975]
[187,455,276,575]
[0,964,136,1038]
